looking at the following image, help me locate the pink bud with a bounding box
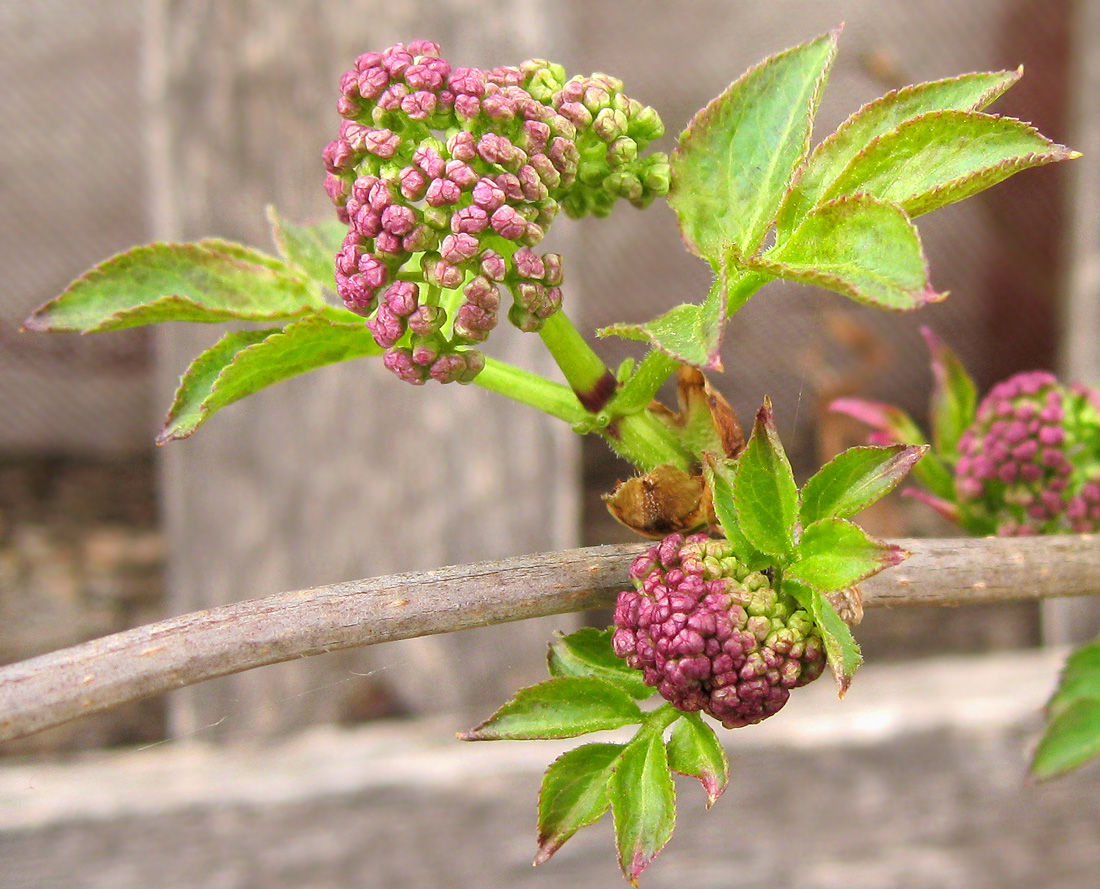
[440,232,480,263]
[450,206,489,235]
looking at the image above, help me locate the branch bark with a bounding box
[2,535,1099,742]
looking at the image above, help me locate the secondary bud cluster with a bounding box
[955,371,1100,535]
[612,533,825,729]
[324,41,669,384]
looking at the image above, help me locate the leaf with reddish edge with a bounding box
[609,731,677,886]
[788,517,909,593]
[742,194,945,311]
[535,742,623,865]
[829,397,957,501]
[785,577,863,695]
[922,326,978,461]
[799,444,929,526]
[459,677,643,741]
[547,628,654,700]
[158,317,383,443]
[732,398,799,563]
[818,110,1078,220]
[24,240,327,333]
[666,713,729,808]
[669,28,839,265]
[775,68,1022,239]
[266,205,349,296]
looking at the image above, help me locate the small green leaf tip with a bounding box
[669,27,839,265]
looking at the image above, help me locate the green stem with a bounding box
[725,267,771,317]
[538,311,618,412]
[473,357,589,426]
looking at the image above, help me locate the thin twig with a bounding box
[1,535,1098,742]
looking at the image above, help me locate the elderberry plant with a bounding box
[832,329,1100,785]
[24,29,1076,884]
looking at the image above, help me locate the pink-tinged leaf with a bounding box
[666,714,729,808]
[158,317,383,443]
[733,398,800,562]
[24,240,327,333]
[776,68,1022,237]
[609,731,677,886]
[799,444,929,526]
[535,743,623,865]
[743,194,945,311]
[788,517,909,592]
[819,110,1079,220]
[922,326,978,460]
[459,677,643,741]
[669,29,839,265]
[828,397,927,445]
[902,487,962,525]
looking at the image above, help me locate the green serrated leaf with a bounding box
[666,713,729,808]
[609,731,677,886]
[744,194,944,311]
[799,444,928,526]
[24,240,327,333]
[1047,641,1100,719]
[820,110,1077,220]
[548,628,655,700]
[266,206,347,293]
[535,742,623,865]
[922,327,978,461]
[776,69,1022,238]
[699,452,769,569]
[158,316,383,443]
[828,398,957,502]
[788,518,908,592]
[1031,641,1100,778]
[1031,699,1100,780]
[459,677,644,741]
[669,28,838,264]
[732,399,799,562]
[785,578,863,695]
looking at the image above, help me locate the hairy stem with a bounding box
[538,311,618,412]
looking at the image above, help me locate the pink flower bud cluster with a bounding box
[955,371,1100,535]
[612,533,825,729]
[323,41,669,384]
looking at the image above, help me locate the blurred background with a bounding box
[1,1,1099,887]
